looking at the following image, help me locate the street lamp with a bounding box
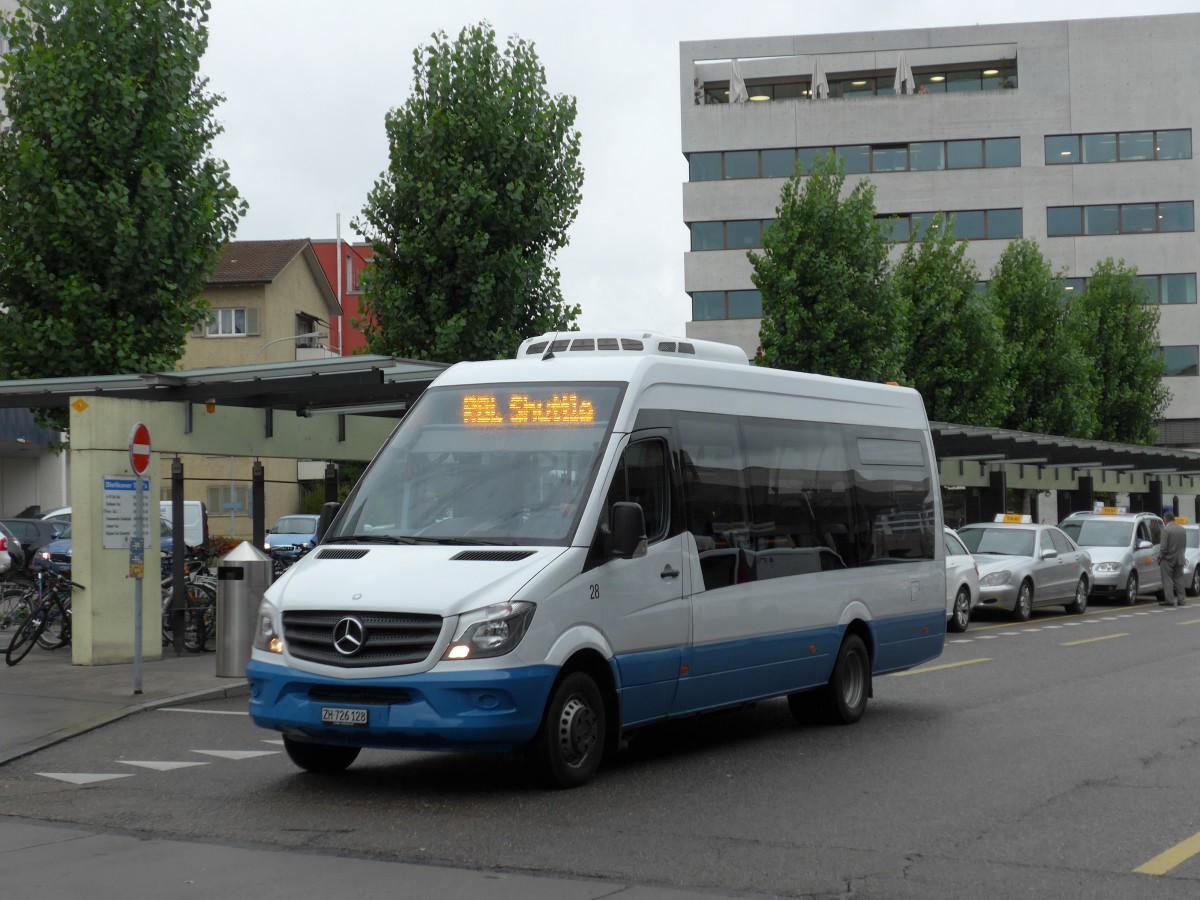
[253,331,325,362]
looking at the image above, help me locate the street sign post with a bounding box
[129,423,151,695]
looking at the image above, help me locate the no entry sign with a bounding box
[129,423,151,475]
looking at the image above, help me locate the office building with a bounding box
[681,13,1200,445]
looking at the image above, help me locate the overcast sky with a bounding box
[201,0,1197,336]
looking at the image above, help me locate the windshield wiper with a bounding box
[404,536,516,546]
[329,534,417,545]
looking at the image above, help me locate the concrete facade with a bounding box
[680,13,1200,445]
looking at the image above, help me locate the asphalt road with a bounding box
[2,599,1200,899]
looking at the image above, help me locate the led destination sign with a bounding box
[462,392,597,426]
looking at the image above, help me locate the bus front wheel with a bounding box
[530,671,606,789]
[283,737,360,774]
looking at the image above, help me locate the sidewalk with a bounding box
[0,645,246,766]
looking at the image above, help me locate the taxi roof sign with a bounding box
[995,513,1032,524]
[1097,505,1126,516]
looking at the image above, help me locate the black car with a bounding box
[0,521,28,571]
[0,517,66,569]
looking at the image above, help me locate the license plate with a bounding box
[320,706,368,726]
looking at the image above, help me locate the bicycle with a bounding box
[161,549,218,653]
[5,570,81,666]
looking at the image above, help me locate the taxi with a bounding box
[956,514,1092,621]
[1058,507,1162,605]
[1179,520,1200,597]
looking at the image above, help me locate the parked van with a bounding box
[160,500,209,550]
[247,332,946,786]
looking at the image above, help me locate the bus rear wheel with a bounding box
[283,737,360,774]
[530,671,606,789]
[812,634,870,725]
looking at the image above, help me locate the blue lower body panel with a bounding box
[246,659,558,754]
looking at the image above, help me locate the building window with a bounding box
[207,484,253,518]
[690,290,762,320]
[1162,346,1200,377]
[688,220,773,251]
[204,307,260,337]
[1140,273,1198,305]
[689,138,1019,181]
[1062,278,1086,298]
[882,208,1022,242]
[1046,202,1194,236]
[1045,129,1192,165]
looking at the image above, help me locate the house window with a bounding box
[207,484,253,518]
[1162,346,1200,377]
[204,307,260,337]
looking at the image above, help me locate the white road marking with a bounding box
[192,750,279,760]
[117,760,210,771]
[37,773,132,784]
[159,708,249,716]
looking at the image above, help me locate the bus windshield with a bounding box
[328,383,623,546]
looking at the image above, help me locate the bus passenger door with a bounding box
[597,435,689,728]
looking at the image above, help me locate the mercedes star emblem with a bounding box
[332,616,366,656]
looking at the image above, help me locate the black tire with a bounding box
[818,634,871,725]
[530,671,606,789]
[1124,572,1139,606]
[1012,580,1034,622]
[5,610,42,666]
[1066,576,1089,615]
[0,587,32,634]
[35,594,70,650]
[948,587,971,633]
[1191,568,1200,598]
[283,737,360,773]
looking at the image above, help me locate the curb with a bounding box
[0,681,250,768]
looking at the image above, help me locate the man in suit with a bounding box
[1160,510,1188,607]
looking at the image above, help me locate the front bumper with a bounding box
[246,658,559,753]
[976,582,1018,612]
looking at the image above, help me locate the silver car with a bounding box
[1058,509,1162,604]
[956,516,1092,621]
[1181,524,1200,597]
[944,526,979,633]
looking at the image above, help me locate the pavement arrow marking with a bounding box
[192,750,280,760]
[37,773,133,784]
[117,760,211,771]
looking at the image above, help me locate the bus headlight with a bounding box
[443,601,535,660]
[252,599,284,654]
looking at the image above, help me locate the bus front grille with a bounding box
[282,610,443,668]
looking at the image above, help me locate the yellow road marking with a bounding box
[1179,617,1200,626]
[1061,632,1128,647]
[890,658,991,677]
[1134,831,1200,875]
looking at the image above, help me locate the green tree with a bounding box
[356,23,583,363]
[1073,259,1169,443]
[752,153,906,383]
[0,0,245,418]
[988,239,1097,437]
[893,214,1010,425]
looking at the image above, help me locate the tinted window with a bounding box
[1122,203,1157,233]
[985,137,1020,167]
[1049,529,1075,554]
[987,209,1022,239]
[1047,207,1082,237]
[726,220,762,249]
[724,151,758,179]
[947,140,983,169]
[727,290,763,318]
[1158,202,1194,233]
[1081,133,1117,164]
[689,152,722,181]
[909,142,945,171]
[1046,135,1079,164]
[1084,205,1119,235]
[873,145,908,172]
[1162,274,1197,305]
[606,439,669,542]
[837,145,870,174]
[692,291,725,321]
[797,147,832,174]
[690,222,724,251]
[1156,130,1192,160]
[762,148,797,178]
[952,210,985,240]
[1119,131,1154,161]
[1163,345,1199,376]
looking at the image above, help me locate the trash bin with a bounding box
[216,541,273,678]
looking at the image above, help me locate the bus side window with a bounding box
[607,439,669,542]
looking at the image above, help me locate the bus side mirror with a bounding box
[317,501,341,543]
[610,501,647,559]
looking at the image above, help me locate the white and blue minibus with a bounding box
[247,332,946,787]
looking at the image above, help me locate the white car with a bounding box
[944,526,979,633]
